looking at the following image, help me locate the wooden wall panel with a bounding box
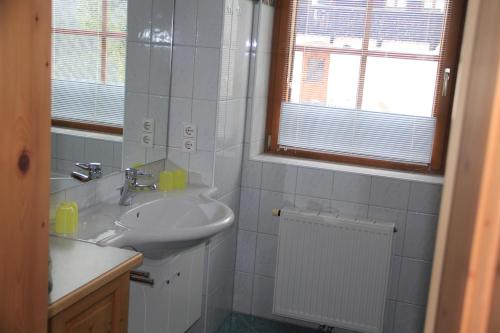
[0,0,51,332]
[459,62,500,333]
[424,0,500,332]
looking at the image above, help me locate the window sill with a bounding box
[51,127,123,143]
[251,153,444,184]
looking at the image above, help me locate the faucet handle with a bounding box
[125,168,137,180]
[125,167,152,180]
[76,162,101,171]
[75,162,102,180]
[137,170,152,177]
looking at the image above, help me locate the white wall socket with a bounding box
[143,118,154,133]
[182,139,196,152]
[142,133,154,148]
[183,122,197,139]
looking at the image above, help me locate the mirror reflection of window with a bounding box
[51,0,127,133]
[386,0,407,8]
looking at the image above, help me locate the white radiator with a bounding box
[273,208,394,333]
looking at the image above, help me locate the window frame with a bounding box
[265,0,468,173]
[51,0,125,135]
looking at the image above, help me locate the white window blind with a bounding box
[279,0,451,164]
[51,0,127,128]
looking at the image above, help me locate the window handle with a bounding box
[442,68,451,97]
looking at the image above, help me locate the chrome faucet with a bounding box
[71,162,102,182]
[119,168,157,206]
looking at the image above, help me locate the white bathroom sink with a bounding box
[98,193,234,257]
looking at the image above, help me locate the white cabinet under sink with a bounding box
[128,243,206,333]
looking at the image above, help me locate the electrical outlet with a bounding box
[182,139,196,152]
[143,118,154,133]
[141,133,154,148]
[182,122,197,139]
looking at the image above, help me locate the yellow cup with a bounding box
[173,169,187,190]
[69,201,78,226]
[55,201,78,235]
[159,170,174,192]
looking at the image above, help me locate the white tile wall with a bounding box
[127,0,153,43]
[125,42,151,94]
[194,48,221,100]
[236,230,257,273]
[251,274,274,319]
[168,98,193,148]
[233,271,253,313]
[51,133,122,175]
[171,46,196,98]
[152,0,174,44]
[148,95,170,146]
[196,0,224,47]
[84,138,115,167]
[55,133,85,161]
[254,233,277,277]
[192,100,217,152]
[408,182,442,215]
[173,0,198,45]
[258,190,294,235]
[397,258,433,306]
[370,177,411,210]
[149,45,172,96]
[295,167,334,199]
[261,163,297,194]
[403,213,438,261]
[393,302,426,333]
[332,171,372,204]
[236,158,441,333]
[123,0,174,168]
[294,195,331,212]
[368,206,408,256]
[172,1,254,332]
[239,187,260,231]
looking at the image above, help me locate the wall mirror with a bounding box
[50,0,174,193]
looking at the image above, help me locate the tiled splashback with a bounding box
[49,159,165,221]
[51,129,122,177]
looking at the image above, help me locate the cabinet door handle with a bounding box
[131,270,150,278]
[130,275,154,286]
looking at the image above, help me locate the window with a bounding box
[51,0,127,134]
[266,0,466,172]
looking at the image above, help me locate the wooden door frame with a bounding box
[424,0,500,332]
[0,1,51,332]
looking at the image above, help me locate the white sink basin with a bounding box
[97,191,234,258]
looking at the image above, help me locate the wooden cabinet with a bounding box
[49,273,130,333]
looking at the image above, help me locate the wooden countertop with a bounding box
[48,236,142,318]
